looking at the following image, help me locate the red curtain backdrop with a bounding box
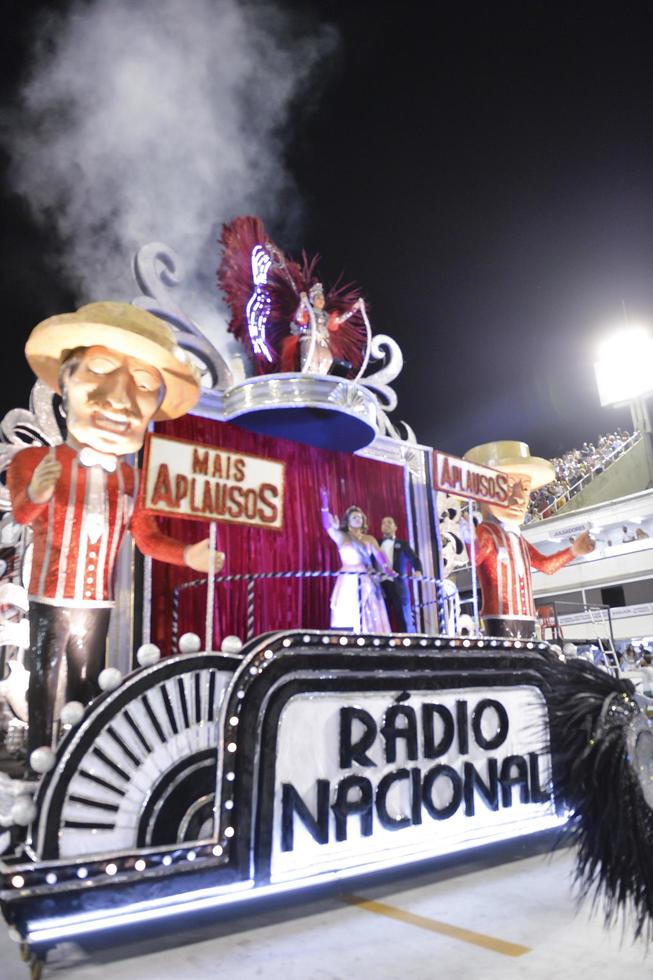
[148,416,408,653]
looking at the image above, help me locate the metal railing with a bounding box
[528,432,641,523]
[171,569,454,653]
[535,598,616,648]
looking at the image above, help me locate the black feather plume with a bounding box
[541,656,653,939]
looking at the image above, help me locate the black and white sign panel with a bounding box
[271,686,557,882]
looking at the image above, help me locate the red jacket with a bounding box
[8,444,186,606]
[473,519,574,620]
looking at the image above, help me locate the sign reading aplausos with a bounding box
[433,451,511,506]
[270,686,557,882]
[143,433,285,529]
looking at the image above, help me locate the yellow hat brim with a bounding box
[464,440,555,490]
[492,456,555,490]
[25,303,201,421]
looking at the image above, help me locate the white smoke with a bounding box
[3,0,337,347]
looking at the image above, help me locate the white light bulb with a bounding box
[98,668,122,692]
[60,701,85,726]
[11,797,37,826]
[29,746,56,774]
[179,633,201,654]
[221,635,243,654]
[137,643,161,667]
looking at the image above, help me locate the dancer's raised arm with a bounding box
[320,488,345,544]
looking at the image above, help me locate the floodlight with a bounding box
[594,326,653,407]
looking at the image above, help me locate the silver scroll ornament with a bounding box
[132,242,233,391]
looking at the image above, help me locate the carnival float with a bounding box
[0,221,652,977]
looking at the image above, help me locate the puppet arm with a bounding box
[7,447,51,524]
[468,523,493,566]
[130,505,188,566]
[526,541,575,575]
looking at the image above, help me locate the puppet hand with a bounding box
[184,539,225,574]
[28,454,62,504]
[571,530,595,556]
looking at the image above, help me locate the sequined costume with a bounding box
[292,301,337,374]
[291,287,360,375]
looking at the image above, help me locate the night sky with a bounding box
[2,1,651,458]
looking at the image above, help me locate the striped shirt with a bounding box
[474,519,574,620]
[8,444,186,607]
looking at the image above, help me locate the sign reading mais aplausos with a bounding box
[142,433,285,529]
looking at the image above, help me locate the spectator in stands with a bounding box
[526,429,636,522]
[620,644,641,670]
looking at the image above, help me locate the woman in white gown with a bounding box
[320,490,393,632]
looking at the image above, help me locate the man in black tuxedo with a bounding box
[379,516,422,632]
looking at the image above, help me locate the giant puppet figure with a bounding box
[463,441,594,639]
[7,302,223,760]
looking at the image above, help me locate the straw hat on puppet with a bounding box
[463,441,555,490]
[25,301,201,421]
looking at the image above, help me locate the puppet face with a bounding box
[381,517,397,538]
[482,470,533,525]
[313,294,326,310]
[63,346,163,456]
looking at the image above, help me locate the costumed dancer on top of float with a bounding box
[291,283,365,375]
[320,489,393,632]
[7,302,225,762]
[218,215,369,377]
[463,441,594,640]
[379,515,422,632]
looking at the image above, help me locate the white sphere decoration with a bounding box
[179,632,201,654]
[98,667,123,692]
[11,796,37,826]
[60,701,85,727]
[136,643,161,667]
[457,614,475,638]
[221,635,243,654]
[29,746,56,774]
